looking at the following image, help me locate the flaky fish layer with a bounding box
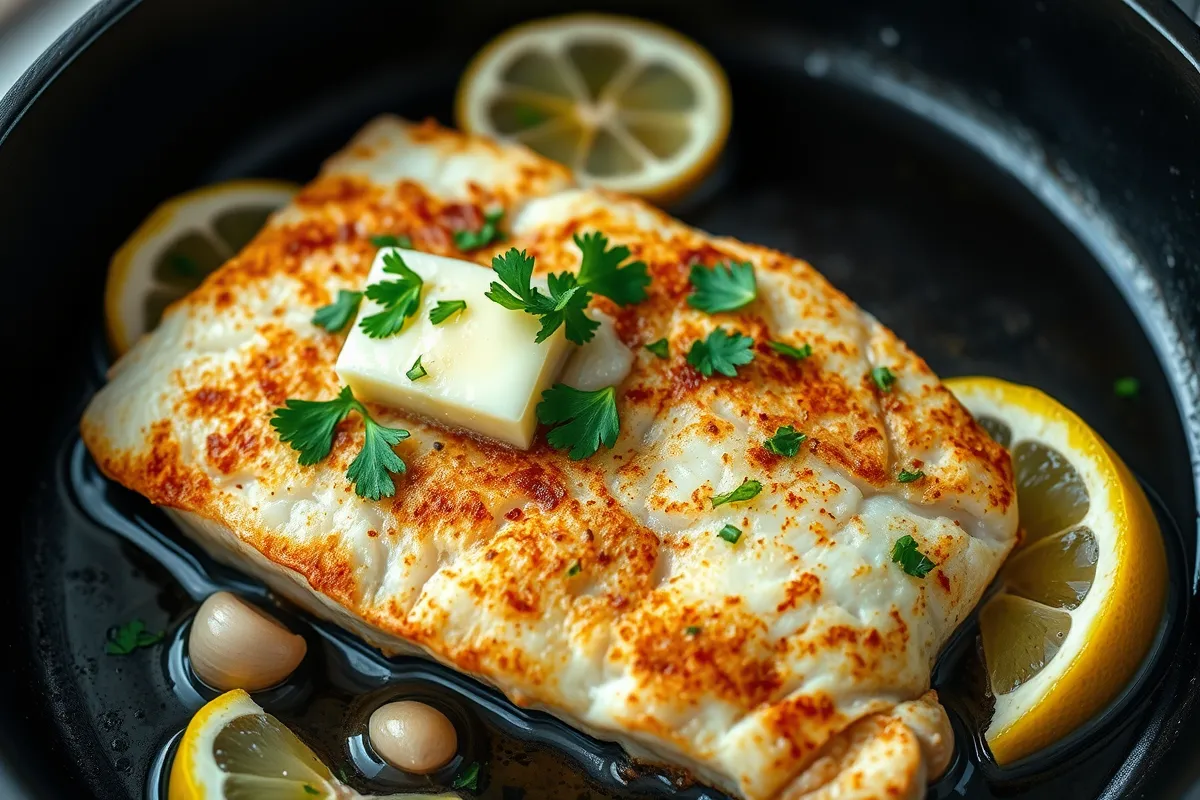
[82,117,1017,799]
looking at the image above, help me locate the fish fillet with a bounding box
[82,117,1017,799]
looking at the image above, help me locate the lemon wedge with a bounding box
[455,13,730,201]
[104,180,297,356]
[945,377,1166,765]
[169,689,455,800]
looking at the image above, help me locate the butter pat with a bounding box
[335,249,571,448]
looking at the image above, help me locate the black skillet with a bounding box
[1,0,1198,798]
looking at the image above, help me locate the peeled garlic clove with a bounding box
[369,700,458,774]
[188,591,306,692]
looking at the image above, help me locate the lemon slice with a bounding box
[945,377,1167,765]
[456,13,730,201]
[105,180,297,356]
[170,689,455,800]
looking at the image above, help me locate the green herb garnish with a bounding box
[271,386,409,500]
[644,338,669,359]
[360,251,423,339]
[718,524,742,544]
[429,299,467,325]
[574,231,650,306]
[1114,376,1140,398]
[711,478,762,508]
[764,425,807,457]
[302,786,320,796]
[406,356,427,381]
[486,248,596,344]
[769,340,812,360]
[687,261,756,313]
[687,328,755,377]
[312,289,363,333]
[898,469,925,483]
[452,762,481,791]
[369,234,412,249]
[891,535,935,578]
[454,209,505,251]
[566,560,582,577]
[105,619,163,655]
[685,625,702,636]
[536,384,620,460]
[871,366,897,392]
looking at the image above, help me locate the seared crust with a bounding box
[82,117,1015,799]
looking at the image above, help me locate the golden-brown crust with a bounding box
[82,117,1014,799]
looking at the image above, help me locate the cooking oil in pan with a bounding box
[62,430,1186,800]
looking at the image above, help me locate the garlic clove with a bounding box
[368,700,458,774]
[187,591,306,692]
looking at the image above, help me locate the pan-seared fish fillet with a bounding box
[82,117,1017,799]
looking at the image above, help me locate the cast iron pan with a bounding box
[1,0,1198,798]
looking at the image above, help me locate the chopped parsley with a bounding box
[302,786,320,796]
[369,234,412,249]
[898,469,925,483]
[486,248,596,344]
[764,425,807,457]
[718,524,742,544]
[454,209,505,251]
[711,478,762,508]
[685,625,702,636]
[574,231,650,306]
[644,338,670,359]
[769,340,812,360]
[891,535,935,578]
[312,289,362,333]
[406,356,428,381]
[687,261,756,313]
[105,619,163,655]
[485,235,649,345]
[271,386,409,500]
[537,384,620,460]
[1114,376,1140,398]
[566,560,582,577]
[687,328,755,377]
[452,761,481,791]
[871,366,897,392]
[360,251,423,339]
[429,299,467,325]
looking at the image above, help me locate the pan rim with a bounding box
[0,0,1198,798]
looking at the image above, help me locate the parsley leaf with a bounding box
[566,560,582,577]
[685,625,702,636]
[302,785,320,796]
[644,338,669,359]
[369,234,412,249]
[271,386,410,500]
[718,524,742,544]
[574,231,650,306]
[312,290,362,333]
[871,366,897,392]
[891,535,935,578]
[105,619,163,655]
[1114,376,1140,398]
[429,299,467,325]
[898,469,925,483]
[486,249,597,344]
[711,478,762,507]
[360,251,423,338]
[537,384,620,460]
[687,261,757,313]
[764,425,807,457]
[451,762,481,791]
[406,356,427,381]
[687,328,756,377]
[769,340,812,360]
[454,209,505,251]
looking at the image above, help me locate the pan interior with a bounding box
[17,29,1192,800]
